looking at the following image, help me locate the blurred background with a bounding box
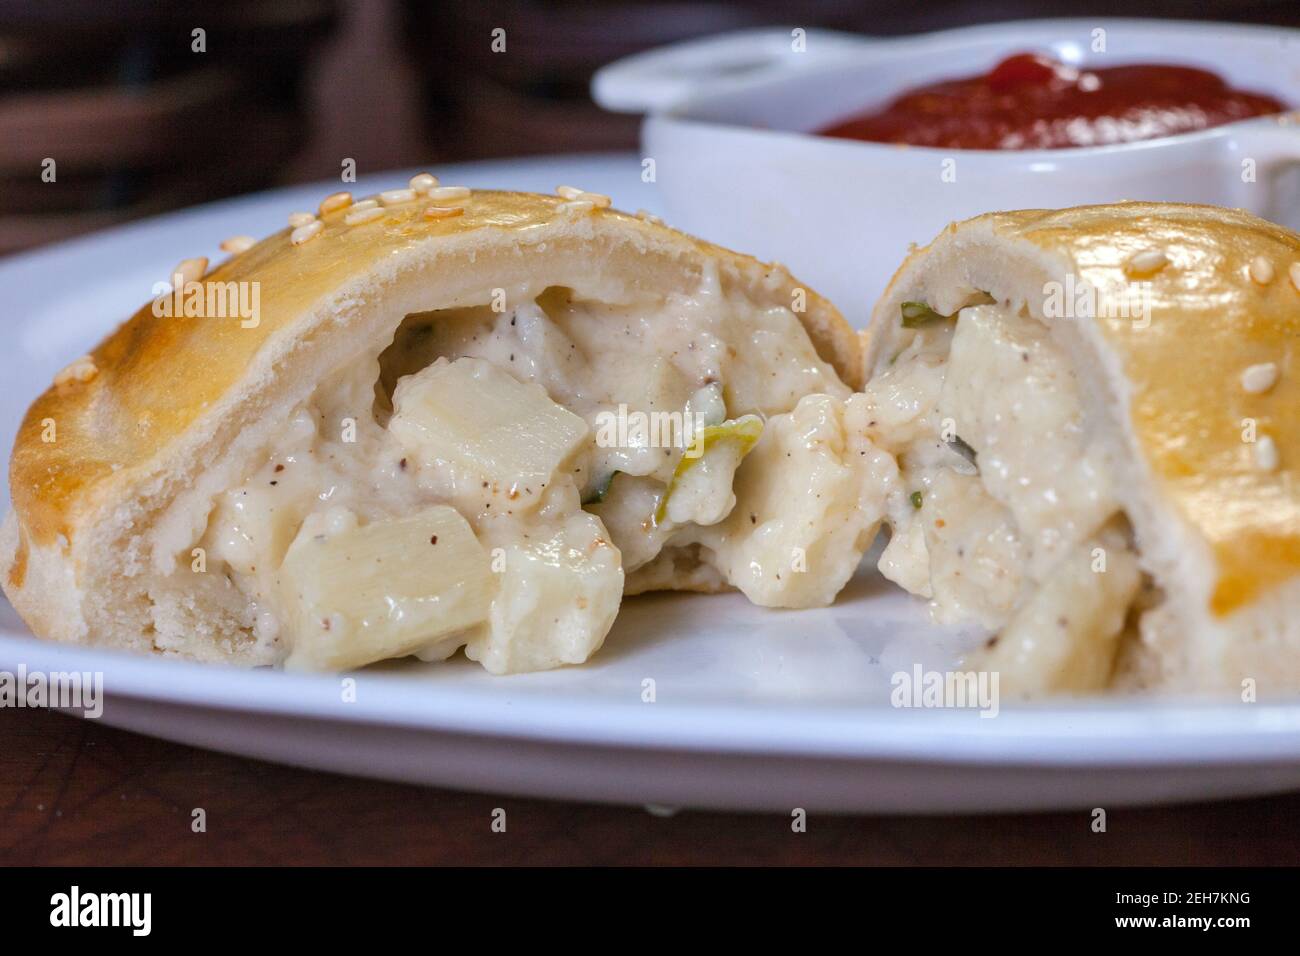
[1,0,1297,254]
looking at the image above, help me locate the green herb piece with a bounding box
[655,415,764,524]
[582,470,620,505]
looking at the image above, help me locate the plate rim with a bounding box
[4,632,1300,768]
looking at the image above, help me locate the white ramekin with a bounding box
[595,18,1300,323]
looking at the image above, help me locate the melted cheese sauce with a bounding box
[866,302,1141,692]
[197,265,885,671]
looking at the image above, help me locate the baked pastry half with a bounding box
[1,184,893,673]
[861,202,1300,695]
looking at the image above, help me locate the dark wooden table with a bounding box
[3,705,1298,866]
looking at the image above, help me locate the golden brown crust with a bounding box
[8,190,856,552]
[868,201,1300,617]
[988,204,1300,616]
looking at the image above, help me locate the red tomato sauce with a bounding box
[819,53,1288,150]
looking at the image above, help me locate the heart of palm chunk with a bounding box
[281,505,493,670]
[389,356,589,497]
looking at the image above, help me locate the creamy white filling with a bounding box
[674,392,896,609]
[866,301,1142,693]
[195,266,883,672]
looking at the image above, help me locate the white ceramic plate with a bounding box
[4,154,1300,813]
